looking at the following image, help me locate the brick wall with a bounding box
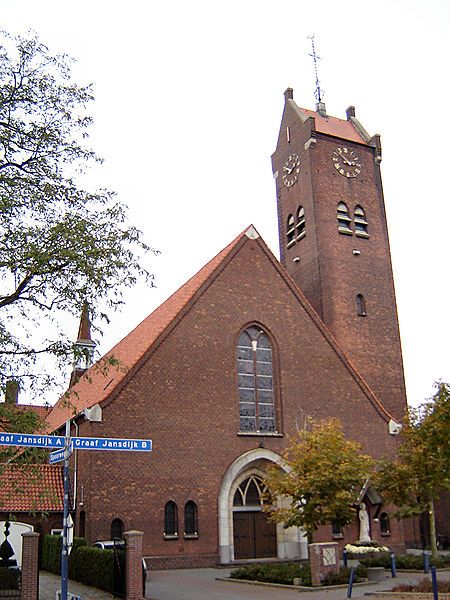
[73,235,404,562]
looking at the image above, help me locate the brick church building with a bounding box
[44,89,409,568]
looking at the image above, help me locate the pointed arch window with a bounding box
[233,476,268,507]
[286,214,295,246]
[237,326,276,433]
[380,512,390,535]
[354,205,369,237]
[296,206,305,240]
[184,501,198,538]
[356,294,366,316]
[164,501,178,538]
[337,202,352,234]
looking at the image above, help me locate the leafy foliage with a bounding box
[262,418,374,537]
[0,30,156,397]
[229,562,367,586]
[375,383,450,558]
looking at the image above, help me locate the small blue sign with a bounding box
[49,445,73,464]
[0,433,65,448]
[72,437,152,452]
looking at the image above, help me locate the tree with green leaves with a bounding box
[0,30,156,398]
[262,418,374,540]
[375,383,450,559]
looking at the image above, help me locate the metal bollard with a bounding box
[423,550,430,573]
[343,548,348,567]
[431,565,438,600]
[390,552,397,578]
[347,567,356,598]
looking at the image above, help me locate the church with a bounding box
[43,88,410,568]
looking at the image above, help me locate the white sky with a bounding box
[3,0,450,408]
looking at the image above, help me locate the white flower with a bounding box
[344,544,390,554]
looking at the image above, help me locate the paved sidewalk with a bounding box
[146,567,450,600]
[39,566,450,600]
[39,570,114,600]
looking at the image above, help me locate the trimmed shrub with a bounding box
[230,562,311,586]
[359,553,450,570]
[0,567,20,590]
[230,562,366,587]
[41,535,118,594]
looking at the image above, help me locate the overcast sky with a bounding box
[3,0,450,408]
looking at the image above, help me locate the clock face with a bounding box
[282,153,301,187]
[332,147,361,178]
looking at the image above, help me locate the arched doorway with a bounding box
[232,475,276,559]
[218,448,308,564]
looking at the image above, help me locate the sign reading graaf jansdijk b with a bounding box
[72,436,152,451]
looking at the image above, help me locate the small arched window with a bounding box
[111,518,124,541]
[286,214,295,246]
[164,501,178,537]
[184,501,198,537]
[337,202,352,234]
[380,512,390,535]
[354,205,369,237]
[356,294,366,316]
[296,206,305,239]
[237,325,276,433]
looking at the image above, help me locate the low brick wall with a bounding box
[146,553,219,570]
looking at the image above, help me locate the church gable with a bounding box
[95,231,395,459]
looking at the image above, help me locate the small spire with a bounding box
[69,302,96,388]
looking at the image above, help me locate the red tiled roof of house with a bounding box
[300,108,367,145]
[0,464,64,512]
[45,228,247,433]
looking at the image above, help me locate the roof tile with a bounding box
[0,464,64,512]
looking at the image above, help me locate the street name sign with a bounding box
[0,433,65,448]
[71,436,152,451]
[49,445,73,465]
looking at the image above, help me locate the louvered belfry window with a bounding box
[237,326,275,433]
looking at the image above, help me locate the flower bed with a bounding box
[229,562,367,587]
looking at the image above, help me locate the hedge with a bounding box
[229,562,367,586]
[40,535,117,593]
[359,553,450,570]
[0,568,20,591]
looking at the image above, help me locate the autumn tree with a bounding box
[0,31,156,398]
[263,418,374,540]
[375,383,450,559]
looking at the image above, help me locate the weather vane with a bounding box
[307,34,324,104]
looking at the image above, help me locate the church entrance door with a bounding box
[233,510,276,559]
[232,475,277,560]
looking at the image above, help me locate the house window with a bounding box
[111,518,124,540]
[164,501,178,538]
[296,206,305,239]
[380,512,390,535]
[337,202,352,234]
[184,501,198,537]
[237,325,275,433]
[354,205,369,237]
[356,294,366,316]
[286,214,295,246]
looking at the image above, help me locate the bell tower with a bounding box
[271,88,407,419]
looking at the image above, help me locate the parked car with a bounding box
[93,539,147,593]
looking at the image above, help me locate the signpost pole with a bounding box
[60,420,70,600]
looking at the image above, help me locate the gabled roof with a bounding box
[45,224,395,434]
[45,228,247,433]
[0,464,64,512]
[299,107,368,145]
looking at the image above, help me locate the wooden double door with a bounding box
[233,510,277,559]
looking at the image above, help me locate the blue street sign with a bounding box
[49,445,73,465]
[1,432,152,452]
[71,436,152,451]
[0,432,65,448]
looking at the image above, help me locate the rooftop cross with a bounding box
[307,34,324,104]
